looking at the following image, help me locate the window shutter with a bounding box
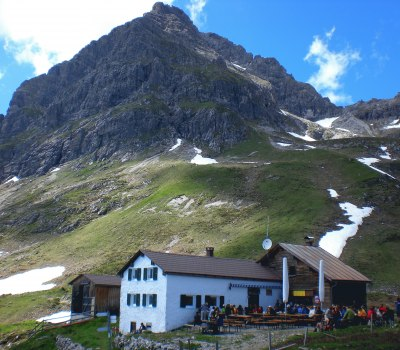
[220,296,225,307]
[153,267,158,280]
[142,294,147,306]
[196,295,202,308]
[135,294,140,306]
[143,268,148,280]
[180,295,185,308]
[127,294,131,306]
[128,269,132,281]
[135,268,141,280]
[152,294,157,307]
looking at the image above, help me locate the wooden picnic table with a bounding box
[228,314,252,320]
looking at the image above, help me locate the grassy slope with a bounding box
[0,131,399,327]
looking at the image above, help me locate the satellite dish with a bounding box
[262,238,272,250]
[262,216,273,250]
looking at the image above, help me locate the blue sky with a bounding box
[0,0,399,115]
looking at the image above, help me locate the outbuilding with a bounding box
[118,248,281,333]
[258,243,371,307]
[69,274,121,316]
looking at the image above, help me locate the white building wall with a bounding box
[119,255,167,333]
[165,274,281,331]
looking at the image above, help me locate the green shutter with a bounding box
[135,268,141,280]
[180,295,185,308]
[143,268,148,280]
[142,294,147,306]
[153,267,158,280]
[135,294,140,306]
[153,294,157,307]
[127,294,131,306]
[128,269,132,281]
[196,295,202,308]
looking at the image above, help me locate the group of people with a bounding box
[314,304,396,331]
[192,299,399,332]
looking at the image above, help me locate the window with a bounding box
[289,266,297,276]
[127,293,140,306]
[143,294,157,307]
[205,295,217,306]
[180,295,194,308]
[266,288,272,296]
[128,268,142,281]
[143,267,158,281]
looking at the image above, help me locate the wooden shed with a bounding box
[258,243,371,307]
[69,274,121,316]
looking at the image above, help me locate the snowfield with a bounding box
[190,148,218,165]
[315,117,338,128]
[319,201,373,257]
[5,176,19,184]
[357,157,395,179]
[327,189,339,198]
[287,132,316,142]
[0,266,65,295]
[169,138,182,151]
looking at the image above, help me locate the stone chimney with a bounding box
[304,236,315,246]
[206,247,214,257]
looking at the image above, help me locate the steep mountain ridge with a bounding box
[0,3,351,181]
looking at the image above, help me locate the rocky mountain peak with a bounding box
[0,3,398,182]
[145,2,198,36]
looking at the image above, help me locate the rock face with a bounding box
[0,3,396,181]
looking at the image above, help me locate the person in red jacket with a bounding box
[367,306,376,323]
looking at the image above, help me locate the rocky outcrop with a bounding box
[0,2,394,181]
[56,335,85,350]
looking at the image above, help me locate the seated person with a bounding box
[138,322,147,333]
[193,312,202,325]
[341,306,356,326]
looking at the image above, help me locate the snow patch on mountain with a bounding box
[0,266,65,295]
[288,132,316,142]
[327,189,339,198]
[169,138,182,151]
[191,148,218,165]
[357,157,396,179]
[5,176,19,184]
[315,117,339,128]
[319,201,373,257]
[379,146,391,160]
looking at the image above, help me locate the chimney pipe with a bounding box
[304,236,315,246]
[206,247,214,257]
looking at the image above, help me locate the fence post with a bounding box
[303,327,308,346]
[370,313,373,333]
[216,340,219,350]
[268,329,272,350]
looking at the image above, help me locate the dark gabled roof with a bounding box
[118,249,280,281]
[259,243,370,282]
[69,274,121,287]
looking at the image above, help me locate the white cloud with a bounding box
[186,0,207,26]
[304,27,361,104]
[0,0,174,75]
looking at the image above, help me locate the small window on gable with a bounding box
[289,266,297,276]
